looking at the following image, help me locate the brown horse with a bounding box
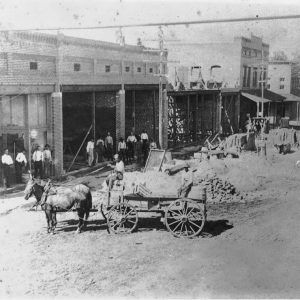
[24,177,92,234]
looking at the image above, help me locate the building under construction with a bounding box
[0,31,167,178]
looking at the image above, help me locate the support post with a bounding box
[133,90,136,133]
[187,94,190,135]
[201,94,205,134]
[116,89,125,148]
[51,92,63,177]
[92,91,96,142]
[153,90,156,141]
[195,94,199,141]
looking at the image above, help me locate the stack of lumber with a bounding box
[134,183,153,197]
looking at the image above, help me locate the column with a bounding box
[161,89,168,149]
[51,92,63,177]
[235,93,241,131]
[116,89,125,150]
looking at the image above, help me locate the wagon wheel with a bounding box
[165,198,206,238]
[107,203,138,234]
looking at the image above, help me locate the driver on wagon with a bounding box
[106,154,125,190]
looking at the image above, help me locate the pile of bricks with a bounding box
[198,174,244,203]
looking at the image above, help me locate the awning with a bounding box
[241,92,271,103]
[278,93,300,102]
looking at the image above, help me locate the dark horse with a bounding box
[24,177,92,234]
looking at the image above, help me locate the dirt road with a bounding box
[1,150,300,298]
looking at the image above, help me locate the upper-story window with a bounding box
[280,77,285,82]
[74,63,81,72]
[280,85,285,89]
[125,66,130,72]
[30,62,38,70]
[137,67,142,73]
[149,67,153,73]
[105,65,111,73]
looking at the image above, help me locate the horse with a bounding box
[24,177,92,234]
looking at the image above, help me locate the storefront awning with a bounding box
[241,92,271,103]
[278,93,300,102]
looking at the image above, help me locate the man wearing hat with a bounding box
[178,162,193,197]
[106,154,125,190]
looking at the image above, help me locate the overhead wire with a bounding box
[1,14,300,32]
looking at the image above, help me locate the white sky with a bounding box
[1,0,300,57]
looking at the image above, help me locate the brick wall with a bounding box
[0,31,166,87]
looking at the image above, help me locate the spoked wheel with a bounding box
[107,203,138,234]
[165,198,206,238]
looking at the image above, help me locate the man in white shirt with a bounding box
[126,132,137,163]
[95,137,104,163]
[86,138,94,167]
[105,132,114,161]
[15,149,27,183]
[1,149,13,188]
[178,163,193,198]
[32,146,44,179]
[118,137,127,163]
[141,129,149,164]
[43,144,52,178]
[106,154,125,190]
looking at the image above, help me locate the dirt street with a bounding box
[1,149,300,298]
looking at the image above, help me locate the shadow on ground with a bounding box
[55,216,233,238]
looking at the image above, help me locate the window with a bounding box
[242,66,247,87]
[137,67,141,73]
[149,67,153,73]
[30,62,38,70]
[125,66,130,72]
[246,67,251,88]
[105,65,111,73]
[252,68,258,88]
[28,94,47,126]
[267,84,270,89]
[280,85,285,89]
[74,63,81,72]
[280,77,285,82]
[1,96,25,126]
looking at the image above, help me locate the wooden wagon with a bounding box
[100,181,207,238]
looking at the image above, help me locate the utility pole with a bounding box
[158,26,164,149]
[143,28,179,148]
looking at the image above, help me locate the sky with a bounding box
[1,0,300,57]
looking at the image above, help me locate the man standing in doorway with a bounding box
[86,138,94,167]
[15,149,27,183]
[141,129,149,164]
[1,149,13,189]
[43,144,52,178]
[32,146,44,179]
[126,132,137,163]
[95,136,104,164]
[105,132,114,161]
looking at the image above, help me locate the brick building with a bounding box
[0,31,167,178]
[168,34,274,134]
[169,33,269,90]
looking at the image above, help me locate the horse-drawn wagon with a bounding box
[100,180,207,238]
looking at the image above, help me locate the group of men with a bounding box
[1,144,52,189]
[86,130,158,167]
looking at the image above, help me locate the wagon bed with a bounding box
[101,187,207,238]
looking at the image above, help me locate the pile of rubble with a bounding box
[197,174,244,203]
